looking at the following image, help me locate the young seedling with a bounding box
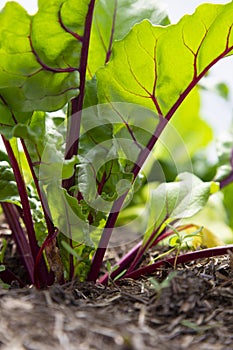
[105,261,127,286]
[167,224,203,268]
[149,271,177,300]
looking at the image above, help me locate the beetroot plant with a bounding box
[0,0,233,288]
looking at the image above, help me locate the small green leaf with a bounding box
[61,240,82,260]
[144,172,219,244]
[215,129,233,181]
[0,161,21,206]
[0,265,6,272]
[223,182,233,231]
[0,239,7,264]
[215,82,229,100]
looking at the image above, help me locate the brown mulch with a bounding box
[1,218,233,349]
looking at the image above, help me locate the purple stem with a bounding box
[62,0,96,190]
[20,140,55,285]
[99,229,175,285]
[60,0,96,278]
[20,140,55,236]
[87,195,128,281]
[125,222,166,275]
[1,202,34,284]
[125,220,181,276]
[2,136,49,287]
[220,172,233,189]
[87,117,168,282]
[98,241,142,285]
[165,43,233,122]
[219,149,233,189]
[125,245,233,280]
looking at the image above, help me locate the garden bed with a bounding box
[1,212,232,350]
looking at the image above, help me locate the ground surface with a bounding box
[1,219,233,350]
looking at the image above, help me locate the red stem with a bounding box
[87,117,169,282]
[63,0,96,190]
[1,202,34,284]
[2,136,50,287]
[98,228,177,285]
[125,245,233,280]
[20,140,55,236]
[59,0,96,280]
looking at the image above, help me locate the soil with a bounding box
[1,217,233,350]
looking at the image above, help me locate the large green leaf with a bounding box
[87,0,169,78]
[0,0,90,113]
[143,172,219,244]
[97,3,233,116]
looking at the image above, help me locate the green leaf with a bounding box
[46,184,91,244]
[215,129,233,181]
[0,99,32,139]
[57,233,93,280]
[77,103,156,211]
[223,183,233,232]
[214,82,229,100]
[87,0,169,78]
[144,172,219,243]
[61,240,82,260]
[0,238,7,264]
[97,3,233,116]
[0,161,21,205]
[0,0,91,113]
[34,0,88,66]
[0,265,6,272]
[26,184,47,245]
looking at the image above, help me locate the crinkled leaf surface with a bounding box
[77,103,158,210]
[0,0,90,113]
[88,0,169,78]
[97,3,233,116]
[12,111,69,179]
[144,172,219,244]
[0,100,32,139]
